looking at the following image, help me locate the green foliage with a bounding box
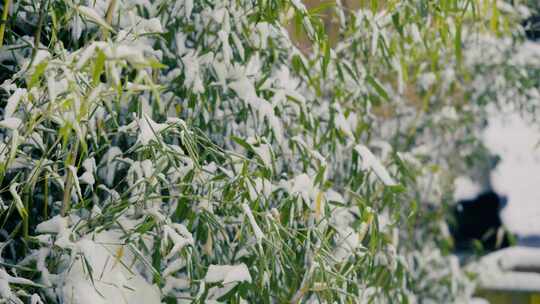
[0,0,536,303]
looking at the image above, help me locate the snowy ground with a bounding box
[483,112,540,236]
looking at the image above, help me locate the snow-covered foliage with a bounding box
[0,0,537,303]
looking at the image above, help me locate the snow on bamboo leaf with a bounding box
[8,183,27,219]
[138,114,167,145]
[68,165,83,199]
[76,6,114,32]
[0,117,21,130]
[354,145,397,186]
[0,268,44,304]
[4,88,25,119]
[229,76,257,101]
[253,143,272,168]
[242,203,264,243]
[204,264,252,284]
[163,224,194,259]
[79,158,96,185]
[290,173,316,204]
[36,215,68,234]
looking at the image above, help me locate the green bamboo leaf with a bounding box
[366,75,390,101]
[321,39,330,78]
[28,61,48,88]
[92,49,106,86]
[231,135,253,152]
[455,19,462,67]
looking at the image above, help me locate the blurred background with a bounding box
[292,1,540,302]
[292,0,540,243]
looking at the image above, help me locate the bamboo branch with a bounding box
[102,0,117,39]
[21,0,48,75]
[0,0,11,47]
[61,141,79,216]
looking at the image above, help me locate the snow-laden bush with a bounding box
[0,0,537,303]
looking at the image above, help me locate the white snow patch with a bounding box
[60,231,161,304]
[354,145,397,186]
[242,203,265,243]
[0,117,22,130]
[77,6,113,31]
[138,114,167,145]
[163,224,194,259]
[253,143,272,168]
[4,88,25,118]
[290,173,315,204]
[36,215,69,234]
[204,264,252,284]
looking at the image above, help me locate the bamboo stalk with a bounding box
[105,0,116,25]
[43,173,49,219]
[61,142,79,216]
[0,0,11,47]
[21,0,48,75]
[102,0,117,39]
[61,174,73,216]
[32,0,48,58]
[23,188,29,238]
